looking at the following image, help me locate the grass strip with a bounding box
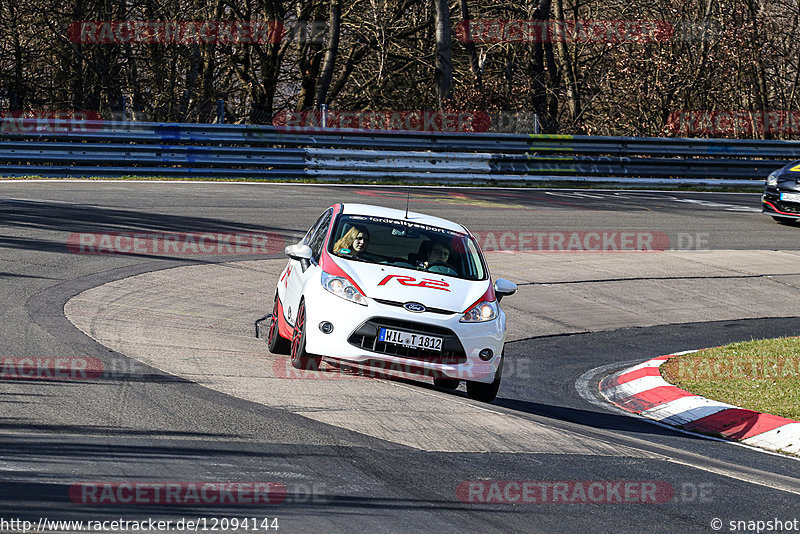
[660,337,800,421]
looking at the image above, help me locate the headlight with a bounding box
[767,171,779,187]
[321,271,367,306]
[460,300,498,322]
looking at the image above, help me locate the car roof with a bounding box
[339,203,467,234]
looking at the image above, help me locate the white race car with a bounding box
[267,203,517,402]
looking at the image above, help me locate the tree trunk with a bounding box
[459,0,482,89]
[745,0,771,139]
[315,0,341,107]
[179,46,202,121]
[526,0,552,129]
[295,0,326,111]
[433,0,453,106]
[552,0,581,126]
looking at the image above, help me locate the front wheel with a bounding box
[267,292,290,355]
[290,300,322,370]
[466,355,503,403]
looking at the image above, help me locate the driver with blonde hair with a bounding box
[333,225,369,258]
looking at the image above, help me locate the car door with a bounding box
[283,208,333,326]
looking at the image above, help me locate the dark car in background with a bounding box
[762,160,800,223]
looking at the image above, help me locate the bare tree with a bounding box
[433,0,453,105]
[459,0,481,88]
[1,0,798,137]
[552,0,580,127]
[314,0,341,107]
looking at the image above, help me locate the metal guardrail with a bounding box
[1,120,798,186]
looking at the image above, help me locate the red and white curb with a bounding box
[599,350,800,456]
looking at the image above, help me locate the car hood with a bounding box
[774,161,800,191]
[336,258,489,313]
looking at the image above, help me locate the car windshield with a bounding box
[329,214,487,281]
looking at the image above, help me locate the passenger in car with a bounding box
[423,241,458,276]
[333,225,369,258]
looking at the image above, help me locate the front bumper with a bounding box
[301,287,506,383]
[762,190,800,219]
[761,192,800,219]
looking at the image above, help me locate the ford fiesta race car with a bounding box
[267,203,517,402]
[763,160,800,223]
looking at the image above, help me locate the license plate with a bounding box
[379,328,442,352]
[780,192,800,203]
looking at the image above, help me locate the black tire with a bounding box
[466,355,503,403]
[290,300,322,370]
[267,293,291,355]
[433,378,460,390]
[773,216,797,225]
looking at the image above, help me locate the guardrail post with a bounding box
[320,104,328,128]
[216,99,225,124]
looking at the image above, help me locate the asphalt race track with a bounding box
[1,181,799,534]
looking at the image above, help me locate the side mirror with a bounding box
[494,278,517,302]
[285,243,313,271]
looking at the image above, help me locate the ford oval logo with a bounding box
[403,302,426,313]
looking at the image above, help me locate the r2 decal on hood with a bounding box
[377,275,450,292]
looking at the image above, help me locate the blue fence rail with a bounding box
[1,120,799,186]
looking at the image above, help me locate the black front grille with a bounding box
[775,201,800,214]
[348,317,467,364]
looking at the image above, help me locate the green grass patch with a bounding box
[661,337,800,421]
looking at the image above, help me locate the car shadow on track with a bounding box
[0,199,304,259]
[492,396,710,441]
[311,358,706,441]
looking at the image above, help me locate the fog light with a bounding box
[479,348,493,361]
[319,321,334,334]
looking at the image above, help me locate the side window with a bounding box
[303,210,330,246]
[465,238,486,280]
[307,210,333,261]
